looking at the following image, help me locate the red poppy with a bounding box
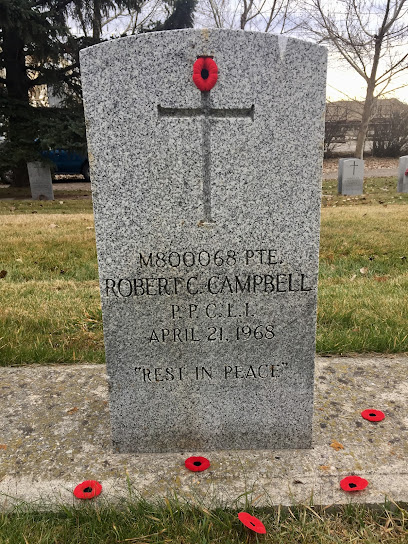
[184,456,210,472]
[193,57,218,92]
[404,168,408,176]
[340,475,369,492]
[238,512,266,534]
[361,409,385,422]
[73,480,102,499]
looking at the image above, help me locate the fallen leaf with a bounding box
[350,274,357,281]
[86,226,94,230]
[59,201,64,204]
[49,223,59,228]
[319,465,330,471]
[67,407,78,414]
[31,211,38,214]
[359,267,368,275]
[330,440,344,451]
[0,270,7,279]
[374,276,388,282]
[0,444,7,450]
[16,258,23,263]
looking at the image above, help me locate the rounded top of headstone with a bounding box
[79,28,326,61]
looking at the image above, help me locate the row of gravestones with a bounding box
[27,155,408,202]
[338,156,408,195]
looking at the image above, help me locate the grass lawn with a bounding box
[322,176,408,207]
[1,500,407,544]
[0,177,407,365]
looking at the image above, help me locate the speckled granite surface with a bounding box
[398,156,408,193]
[0,356,407,509]
[80,30,327,452]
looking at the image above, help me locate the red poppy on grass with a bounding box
[193,57,218,92]
[361,409,385,422]
[73,480,102,499]
[238,512,267,534]
[340,475,369,492]
[184,456,210,472]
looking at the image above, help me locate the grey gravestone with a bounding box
[80,30,327,453]
[397,155,408,193]
[337,158,345,190]
[27,161,54,200]
[337,158,364,195]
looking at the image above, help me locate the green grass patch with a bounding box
[0,214,98,282]
[0,192,93,215]
[0,202,407,365]
[0,500,407,544]
[317,206,408,354]
[0,280,103,365]
[322,176,408,207]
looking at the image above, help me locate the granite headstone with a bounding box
[397,155,408,193]
[27,162,54,200]
[337,158,364,195]
[80,29,327,453]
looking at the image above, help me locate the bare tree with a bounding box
[195,0,299,33]
[372,101,408,156]
[303,0,408,158]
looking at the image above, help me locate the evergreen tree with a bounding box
[149,0,197,31]
[0,0,84,185]
[0,0,197,186]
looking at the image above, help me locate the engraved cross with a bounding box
[158,92,254,224]
[351,160,359,175]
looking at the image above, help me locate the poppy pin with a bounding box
[405,168,408,176]
[238,512,266,534]
[73,480,102,499]
[184,456,210,472]
[193,57,218,92]
[361,409,385,422]
[340,475,369,492]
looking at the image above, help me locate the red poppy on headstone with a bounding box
[340,475,369,492]
[73,480,102,499]
[361,409,385,422]
[184,456,210,472]
[238,512,267,534]
[193,57,218,92]
[405,168,408,176]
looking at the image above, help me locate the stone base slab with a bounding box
[0,356,407,509]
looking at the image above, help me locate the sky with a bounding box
[327,57,408,103]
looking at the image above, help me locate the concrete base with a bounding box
[0,356,407,509]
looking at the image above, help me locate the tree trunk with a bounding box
[354,80,376,160]
[11,164,30,187]
[355,32,383,160]
[93,0,102,40]
[3,28,31,186]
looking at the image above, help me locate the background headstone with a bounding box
[80,30,327,453]
[338,158,364,195]
[27,161,54,200]
[337,157,345,190]
[397,155,408,193]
